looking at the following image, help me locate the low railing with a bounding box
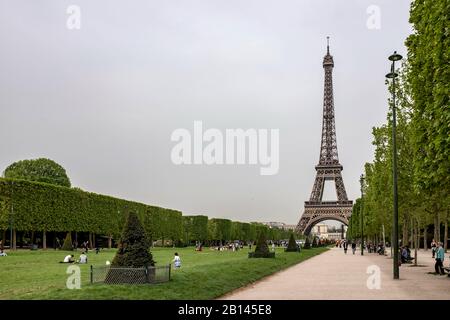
[90,264,171,285]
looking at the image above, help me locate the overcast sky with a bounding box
[0,0,412,225]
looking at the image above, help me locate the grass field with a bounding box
[0,246,328,300]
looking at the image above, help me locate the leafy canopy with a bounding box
[4,158,71,187]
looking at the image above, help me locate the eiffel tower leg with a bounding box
[309,173,325,202]
[334,175,348,202]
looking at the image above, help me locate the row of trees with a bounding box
[347,1,449,255]
[183,216,295,245]
[0,178,297,249]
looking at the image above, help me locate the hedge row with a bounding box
[0,178,296,242]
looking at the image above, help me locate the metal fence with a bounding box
[90,264,171,285]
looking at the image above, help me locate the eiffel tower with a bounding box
[296,38,353,235]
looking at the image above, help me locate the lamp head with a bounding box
[385,72,398,79]
[388,51,403,61]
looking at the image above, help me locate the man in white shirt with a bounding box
[63,254,74,263]
[78,252,88,264]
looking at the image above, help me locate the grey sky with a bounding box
[0,0,412,224]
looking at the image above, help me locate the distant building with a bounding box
[262,222,297,231]
[311,223,346,240]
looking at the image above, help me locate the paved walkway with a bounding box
[220,247,450,299]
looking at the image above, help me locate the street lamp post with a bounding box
[360,174,365,256]
[386,51,402,279]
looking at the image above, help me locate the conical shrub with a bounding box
[111,211,155,267]
[61,232,73,251]
[249,231,275,258]
[285,233,299,252]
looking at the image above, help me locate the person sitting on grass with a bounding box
[60,254,75,263]
[0,249,7,257]
[172,252,181,269]
[77,252,88,264]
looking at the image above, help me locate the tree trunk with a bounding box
[434,212,439,243]
[414,220,418,266]
[43,231,47,250]
[444,212,448,253]
[1,230,5,249]
[93,233,96,248]
[402,219,408,247]
[108,234,112,249]
[12,229,16,250]
[89,233,94,249]
[410,220,414,249]
[424,226,428,250]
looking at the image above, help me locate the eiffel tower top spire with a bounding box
[323,36,334,67]
[319,37,339,167]
[327,36,330,54]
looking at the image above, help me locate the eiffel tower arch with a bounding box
[296,38,353,236]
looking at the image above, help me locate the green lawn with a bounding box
[0,246,328,300]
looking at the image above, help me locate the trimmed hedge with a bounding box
[0,178,182,239]
[183,215,208,243]
[0,178,303,244]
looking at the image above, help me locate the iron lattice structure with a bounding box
[296,41,353,235]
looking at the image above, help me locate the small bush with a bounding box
[285,233,299,252]
[249,232,275,258]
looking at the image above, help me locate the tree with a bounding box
[311,236,318,248]
[303,236,311,249]
[111,211,154,267]
[3,158,71,187]
[61,232,73,251]
[285,233,299,252]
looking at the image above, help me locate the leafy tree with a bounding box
[3,158,71,187]
[183,215,208,244]
[111,211,155,267]
[61,232,73,251]
[208,218,232,244]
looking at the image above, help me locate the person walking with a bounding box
[351,241,356,255]
[172,252,181,269]
[431,239,437,258]
[343,240,348,254]
[435,242,445,275]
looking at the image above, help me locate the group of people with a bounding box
[340,237,448,276]
[339,240,357,255]
[340,240,385,256]
[60,251,88,264]
[400,246,414,263]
